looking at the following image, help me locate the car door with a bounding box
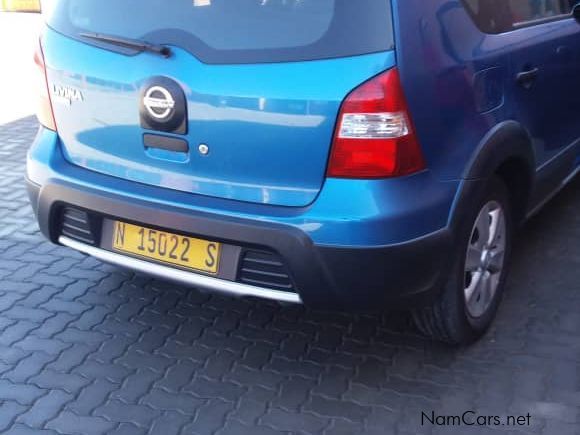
[505,0,580,203]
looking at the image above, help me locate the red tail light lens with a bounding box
[327,68,425,178]
[34,40,57,131]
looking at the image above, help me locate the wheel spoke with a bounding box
[465,271,483,305]
[480,271,493,307]
[488,208,505,247]
[465,245,483,272]
[475,208,490,249]
[490,272,501,293]
[488,248,505,274]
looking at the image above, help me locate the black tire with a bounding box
[412,176,514,345]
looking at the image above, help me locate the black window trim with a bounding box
[461,0,575,35]
[512,12,573,29]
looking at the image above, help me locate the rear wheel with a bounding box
[412,176,513,345]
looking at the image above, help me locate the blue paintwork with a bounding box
[27,128,458,246]
[29,0,580,255]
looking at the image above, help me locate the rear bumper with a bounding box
[27,177,453,309]
[26,128,458,310]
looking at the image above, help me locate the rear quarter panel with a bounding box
[392,0,513,180]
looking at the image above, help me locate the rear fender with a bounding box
[449,121,535,231]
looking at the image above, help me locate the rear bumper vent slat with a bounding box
[243,257,284,267]
[61,230,95,245]
[240,268,289,279]
[63,213,89,225]
[238,250,296,293]
[60,207,96,246]
[62,221,93,235]
[241,277,294,290]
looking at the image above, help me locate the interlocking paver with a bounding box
[184,376,246,402]
[215,420,284,435]
[110,368,162,402]
[16,390,74,427]
[3,351,57,383]
[0,115,579,435]
[0,401,28,432]
[73,359,133,384]
[46,342,96,372]
[94,400,162,427]
[6,424,60,435]
[156,360,200,393]
[184,399,236,433]
[0,379,45,406]
[141,388,204,415]
[15,336,71,356]
[260,408,330,433]
[45,411,116,435]
[65,378,117,416]
[147,411,190,435]
[109,423,147,435]
[30,369,91,394]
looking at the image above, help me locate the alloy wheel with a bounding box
[464,201,507,318]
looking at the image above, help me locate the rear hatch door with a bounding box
[44,0,395,207]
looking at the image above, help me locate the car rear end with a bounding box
[27,0,458,309]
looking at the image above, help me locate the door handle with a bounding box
[516,67,539,89]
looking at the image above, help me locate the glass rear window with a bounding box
[45,0,394,64]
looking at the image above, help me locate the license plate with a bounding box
[112,221,220,274]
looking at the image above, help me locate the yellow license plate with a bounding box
[112,221,220,274]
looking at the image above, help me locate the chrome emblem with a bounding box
[51,84,83,106]
[143,86,175,120]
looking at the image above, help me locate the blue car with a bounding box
[27,0,580,344]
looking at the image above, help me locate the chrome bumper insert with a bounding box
[59,236,302,304]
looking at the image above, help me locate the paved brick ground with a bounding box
[0,116,579,435]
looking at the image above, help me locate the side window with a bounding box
[462,0,575,34]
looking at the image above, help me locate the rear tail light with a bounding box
[327,68,425,178]
[34,39,57,131]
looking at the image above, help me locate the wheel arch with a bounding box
[463,120,535,181]
[451,121,536,230]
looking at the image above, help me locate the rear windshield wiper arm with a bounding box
[80,32,172,58]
